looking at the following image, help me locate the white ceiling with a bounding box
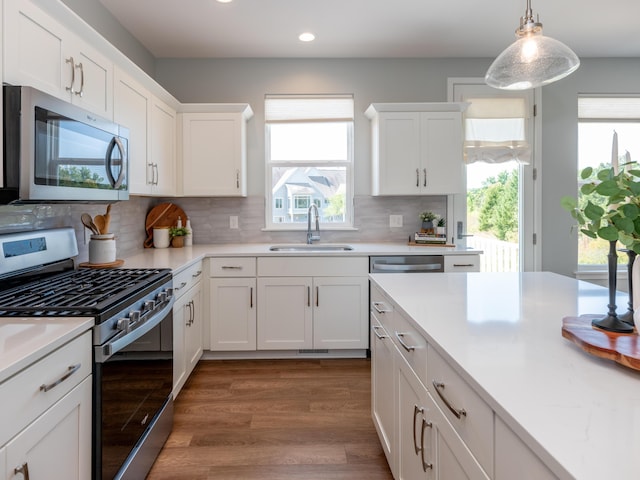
[99,0,640,59]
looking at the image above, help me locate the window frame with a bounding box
[264,95,355,231]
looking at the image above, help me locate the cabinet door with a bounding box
[173,293,188,397]
[150,97,176,196]
[371,317,396,474]
[313,276,368,349]
[210,277,257,351]
[113,68,152,194]
[185,284,203,376]
[419,112,464,194]
[5,377,92,480]
[374,112,421,195]
[257,277,313,350]
[4,0,68,98]
[182,113,246,196]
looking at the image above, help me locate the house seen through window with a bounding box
[265,95,354,229]
[578,96,640,268]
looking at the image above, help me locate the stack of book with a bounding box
[414,232,447,244]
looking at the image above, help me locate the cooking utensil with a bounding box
[103,204,112,234]
[94,214,107,234]
[81,213,99,235]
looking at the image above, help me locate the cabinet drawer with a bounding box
[258,256,368,277]
[209,257,256,277]
[0,331,91,446]
[392,311,427,383]
[428,345,494,477]
[173,260,204,299]
[370,283,394,332]
[444,255,480,272]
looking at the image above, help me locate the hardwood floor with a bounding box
[147,358,394,480]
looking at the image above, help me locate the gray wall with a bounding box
[60,0,155,76]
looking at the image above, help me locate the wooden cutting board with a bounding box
[144,203,187,248]
[562,315,640,371]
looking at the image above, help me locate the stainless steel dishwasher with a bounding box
[369,255,444,273]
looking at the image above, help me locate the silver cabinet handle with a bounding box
[14,463,30,480]
[432,380,467,419]
[372,325,388,340]
[174,281,187,291]
[423,168,427,187]
[192,270,202,278]
[395,332,416,352]
[421,418,433,471]
[75,62,84,97]
[147,162,154,185]
[372,301,391,314]
[153,163,159,185]
[413,405,423,454]
[40,364,81,392]
[250,287,254,308]
[416,168,420,187]
[315,286,319,307]
[307,286,311,307]
[236,169,240,188]
[221,265,243,270]
[65,56,76,94]
[452,264,475,268]
[185,301,191,326]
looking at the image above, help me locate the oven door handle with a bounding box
[95,297,174,363]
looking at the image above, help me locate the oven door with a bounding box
[93,309,173,480]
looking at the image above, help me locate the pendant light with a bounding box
[485,0,580,90]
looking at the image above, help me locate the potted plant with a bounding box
[562,163,640,332]
[169,226,188,248]
[419,211,437,233]
[436,217,446,236]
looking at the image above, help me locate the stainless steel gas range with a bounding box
[0,227,174,480]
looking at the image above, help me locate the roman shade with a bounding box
[265,95,354,123]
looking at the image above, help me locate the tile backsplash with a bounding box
[0,194,446,262]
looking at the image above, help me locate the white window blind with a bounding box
[464,97,531,164]
[579,96,640,120]
[265,95,354,123]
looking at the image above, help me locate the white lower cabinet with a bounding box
[5,377,92,480]
[209,277,256,350]
[173,262,204,397]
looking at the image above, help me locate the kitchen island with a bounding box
[369,272,640,480]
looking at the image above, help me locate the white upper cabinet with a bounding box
[4,0,113,118]
[365,103,467,196]
[149,96,177,196]
[179,106,253,197]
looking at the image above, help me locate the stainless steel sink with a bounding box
[269,244,354,252]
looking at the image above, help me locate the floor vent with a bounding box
[298,349,329,354]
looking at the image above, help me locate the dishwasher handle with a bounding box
[372,262,443,273]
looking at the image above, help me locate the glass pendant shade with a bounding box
[485,0,580,90]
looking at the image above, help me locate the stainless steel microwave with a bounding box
[1,85,129,203]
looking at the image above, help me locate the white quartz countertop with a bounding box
[369,272,640,480]
[122,242,480,272]
[0,317,94,384]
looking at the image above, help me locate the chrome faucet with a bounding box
[307,204,320,244]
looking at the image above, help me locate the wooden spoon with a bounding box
[93,214,107,235]
[103,204,112,234]
[81,213,99,235]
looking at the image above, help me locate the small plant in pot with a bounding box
[419,211,437,233]
[169,226,188,248]
[436,217,446,236]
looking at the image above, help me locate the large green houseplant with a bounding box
[561,163,640,332]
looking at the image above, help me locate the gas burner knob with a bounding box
[129,310,141,324]
[116,318,131,333]
[165,288,174,299]
[143,300,156,312]
[157,291,167,303]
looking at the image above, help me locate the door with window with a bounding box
[448,79,537,272]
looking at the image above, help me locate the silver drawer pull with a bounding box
[372,301,391,314]
[221,265,243,270]
[420,418,433,471]
[432,380,467,419]
[14,463,30,480]
[395,332,416,352]
[372,325,388,340]
[174,281,187,291]
[452,263,475,267]
[40,364,81,392]
[192,270,202,278]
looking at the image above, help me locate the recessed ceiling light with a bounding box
[299,32,316,42]
[216,0,233,3]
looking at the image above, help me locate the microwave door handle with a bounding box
[105,136,126,189]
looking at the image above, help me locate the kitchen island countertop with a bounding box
[370,271,640,480]
[122,242,480,273]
